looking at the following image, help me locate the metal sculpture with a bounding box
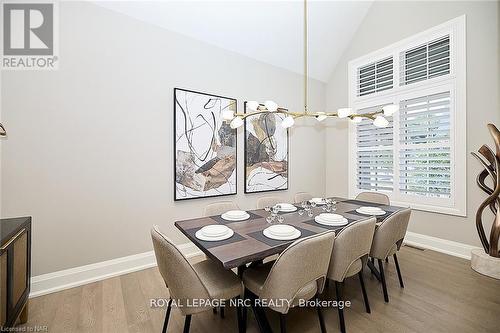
[471,123,500,257]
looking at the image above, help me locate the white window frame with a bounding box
[348,16,466,216]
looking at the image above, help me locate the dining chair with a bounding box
[203,201,239,217]
[326,217,376,333]
[242,231,335,333]
[151,225,244,333]
[369,208,411,302]
[294,192,313,203]
[355,192,390,205]
[256,196,282,209]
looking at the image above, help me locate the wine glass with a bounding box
[277,215,284,223]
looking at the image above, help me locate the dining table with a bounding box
[174,196,406,332]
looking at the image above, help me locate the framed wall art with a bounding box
[174,88,237,200]
[244,101,289,193]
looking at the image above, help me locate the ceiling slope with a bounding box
[94,0,373,82]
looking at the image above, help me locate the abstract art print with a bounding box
[174,88,237,201]
[244,102,289,193]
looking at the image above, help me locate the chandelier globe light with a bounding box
[226,0,397,129]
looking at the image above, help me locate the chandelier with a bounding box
[224,0,397,129]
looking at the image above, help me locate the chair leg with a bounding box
[162,299,172,333]
[377,259,389,302]
[316,295,327,333]
[183,315,192,333]
[220,306,225,318]
[393,253,405,288]
[358,271,371,314]
[335,281,346,333]
[280,313,286,333]
[212,307,217,314]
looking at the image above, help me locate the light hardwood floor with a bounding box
[20,246,500,333]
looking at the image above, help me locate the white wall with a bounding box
[0,2,326,276]
[325,1,500,247]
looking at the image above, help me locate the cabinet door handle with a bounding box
[0,229,26,251]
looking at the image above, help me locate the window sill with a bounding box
[390,200,466,217]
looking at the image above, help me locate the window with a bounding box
[358,57,394,96]
[356,105,394,192]
[400,36,450,85]
[348,16,466,216]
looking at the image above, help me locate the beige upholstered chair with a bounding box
[151,226,243,332]
[294,192,313,203]
[326,217,376,333]
[256,196,282,209]
[369,208,411,302]
[355,192,390,205]
[242,231,335,333]
[203,201,239,217]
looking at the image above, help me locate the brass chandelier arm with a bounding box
[233,109,384,120]
[228,0,395,127]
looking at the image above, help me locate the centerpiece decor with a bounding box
[471,123,500,279]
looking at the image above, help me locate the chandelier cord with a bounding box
[304,0,308,114]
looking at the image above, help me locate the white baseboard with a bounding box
[404,231,479,260]
[29,243,203,298]
[30,232,478,298]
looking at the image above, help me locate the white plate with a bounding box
[275,204,298,212]
[267,224,296,237]
[195,229,234,241]
[356,208,386,216]
[318,213,344,222]
[310,198,327,205]
[315,216,348,226]
[224,210,248,218]
[221,213,250,221]
[359,206,383,212]
[200,225,231,237]
[263,228,301,241]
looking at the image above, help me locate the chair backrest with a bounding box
[327,218,376,282]
[151,226,210,314]
[256,196,282,209]
[260,231,335,313]
[294,192,313,203]
[203,201,239,217]
[370,208,412,259]
[356,192,390,205]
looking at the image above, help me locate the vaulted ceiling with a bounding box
[94,1,373,82]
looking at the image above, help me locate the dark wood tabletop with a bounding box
[174,197,405,270]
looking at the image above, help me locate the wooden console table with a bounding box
[0,217,31,329]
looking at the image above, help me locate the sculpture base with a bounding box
[471,249,500,280]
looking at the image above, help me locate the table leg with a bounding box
[237,265,246,278]
[249,295,272,333]
[367,259,381,282]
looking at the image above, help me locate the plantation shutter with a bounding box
[399,91,452,198]
[356,106,394,192]
[357,57,394,97]
[400,36,450,85]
